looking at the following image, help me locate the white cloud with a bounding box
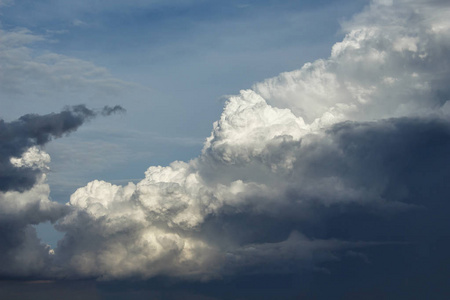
[203,89,307,164]
[10,146,50,171]
[254,0,450,129]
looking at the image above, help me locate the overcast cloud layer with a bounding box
[1,0,450,292]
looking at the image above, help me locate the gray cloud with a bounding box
[0,170,69,278]
[0,105,124,192]
[100,105,126,116]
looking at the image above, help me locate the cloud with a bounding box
[100,105,126,116]
[0,172,66,278]
[0,28,136,117]
[48,0,450,281]
[53,115,450,280]
[253,0,450,126]
[0,146,67,278]
[0,105,125,193]
[2,0,450,285]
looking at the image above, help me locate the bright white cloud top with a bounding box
[1,0,450,282]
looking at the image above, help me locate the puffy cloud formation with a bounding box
[48,0,450,281]
[1,0,450,283]
[254,0,450,125]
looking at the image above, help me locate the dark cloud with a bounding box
[0,222,54,279]
[185,116,450,298]
[0,105,125,192]
[100,105,126,116]
[290,117,450,210]
[281,117,450,298]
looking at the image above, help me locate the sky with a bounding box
[1,0,450,299]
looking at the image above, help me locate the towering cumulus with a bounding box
[53,0,450,281]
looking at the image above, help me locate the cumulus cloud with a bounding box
[3,0,450,283]
[54,116,450,280]
[46,0,450,281]
[254,0,450,126]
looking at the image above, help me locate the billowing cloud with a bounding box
[47,0,450,281]
[2,0,450,284]
[53,115,450,280]
[254,0,450,126]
